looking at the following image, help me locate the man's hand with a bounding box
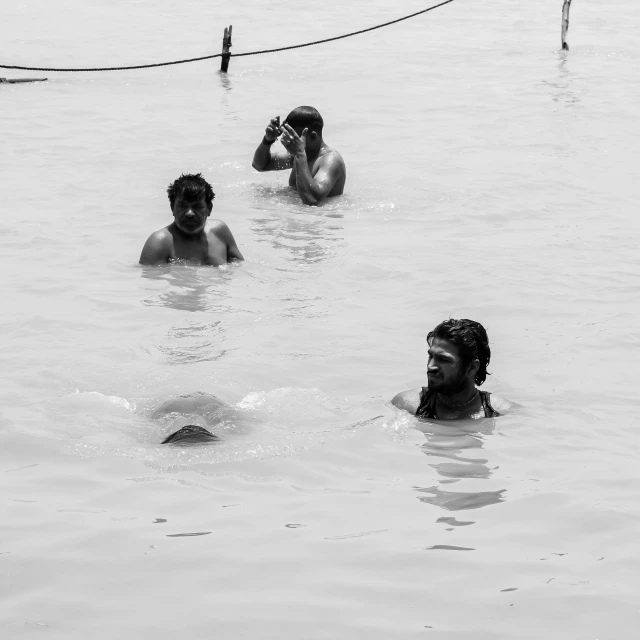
[264,116,282,143]
[252,116,294,172]
[280,124,307,157]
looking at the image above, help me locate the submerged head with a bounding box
[161,425,220,445]
[283,106,324,152]
[167,173,215,235]
[426,319,492,393]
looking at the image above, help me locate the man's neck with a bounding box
[169,222,206,240]
[437,384,478,407]
[305,140,326,162]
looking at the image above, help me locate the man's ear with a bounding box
[467,358,480,381]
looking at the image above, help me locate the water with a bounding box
[2,1,640,637]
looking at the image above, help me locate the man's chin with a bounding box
[428,377,466,395]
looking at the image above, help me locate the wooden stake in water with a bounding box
[0,77,47,84]
[561,0,573,50]
[221,25,233,72]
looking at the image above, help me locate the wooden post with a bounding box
[221,25,232,73]
[561,0,573,51]
[0,77,48,84]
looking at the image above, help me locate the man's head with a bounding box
[426,319,492,393]
[283,106,324,152]
[167,173,215,235]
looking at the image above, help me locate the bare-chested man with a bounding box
[139,173,243,266]
[392,319,510,421]
[252,106,346,206]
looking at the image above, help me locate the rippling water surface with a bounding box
[1,1,640,638]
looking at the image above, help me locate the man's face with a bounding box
[172,193,211,235]
[290,125,316,151]
[426,338,470,394]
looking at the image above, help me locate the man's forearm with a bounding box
[293,154,322,205]
[252,138,274,171]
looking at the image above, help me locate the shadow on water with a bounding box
[413,418,505,513]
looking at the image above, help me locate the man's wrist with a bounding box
[262,136,276,146]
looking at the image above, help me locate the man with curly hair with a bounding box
[392,319,510,420]
[139,173,244,266]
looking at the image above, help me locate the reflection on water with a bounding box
[218,72,232,95]
[541,52,581,107]
[251,210,344,265]
[140,264,236,313]
[139,265,240,365]
[158,320,228,365]
[217,72,236,121]
[414,418,505,513]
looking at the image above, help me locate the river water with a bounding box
[1,1,639,638]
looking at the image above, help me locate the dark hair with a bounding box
[427,319,492,386]
[167,173,215,209]
[283,106,324,134]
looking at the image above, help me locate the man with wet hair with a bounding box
[139,173,244,266]
[252,106,346,206]
[392,319,510,420]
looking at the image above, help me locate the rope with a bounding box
[234,0,454,58]
[0,0,454,73]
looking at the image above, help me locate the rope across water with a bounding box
[0,0,454,73]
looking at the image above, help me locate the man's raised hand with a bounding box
[264,116,282,143]
[280,124,307,157]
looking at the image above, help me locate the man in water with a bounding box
[139,173,244,265]
[392,319,510,420]
[252,106,346,206]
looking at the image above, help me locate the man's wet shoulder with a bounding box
[151,226,174,243]
[206,219,234,241]
[321,146,345,166]
[206,219,231,232]
[486,392,512,414]
[391,387,422,413]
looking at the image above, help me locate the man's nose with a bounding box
[185,209,195,218]
[427,360,438,372]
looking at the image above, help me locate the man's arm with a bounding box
[212,221,244,262]
[139,230,172,265]
[391,388,422,414]
[252,116,294,172]
[280,125,344,206]
[292,151,343,206]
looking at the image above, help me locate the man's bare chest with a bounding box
[170,234,227,266]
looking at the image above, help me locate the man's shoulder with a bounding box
[143,226,173,247]
[149,225,172,239]
[206,219,231,234]
[391,387,423,413]
[485,392,512,414]
[206,219,235,242]
[140,226,173,264]
[318,146,345,169]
